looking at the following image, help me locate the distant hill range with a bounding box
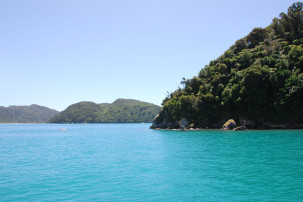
[0,104,59,123]
[49,99,161,123]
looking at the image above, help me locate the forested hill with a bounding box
[0,105,59,123]
[49,99,161,123]
[152,2,303,129]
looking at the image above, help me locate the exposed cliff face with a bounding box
[150,109,221,129]
[150,110,178,129]
[150,110,191,129]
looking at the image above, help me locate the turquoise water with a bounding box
[0,124,302,201]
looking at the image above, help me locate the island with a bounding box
[151,2,303,130]
[49,98,161,123]
[0,104,59,123]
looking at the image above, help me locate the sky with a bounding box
[0,0,298,111]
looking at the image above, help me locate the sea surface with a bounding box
[0,124,302,201]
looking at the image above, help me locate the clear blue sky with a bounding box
[0,0,298,111]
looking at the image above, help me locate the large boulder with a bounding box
[222,119,237,130]
[179,118,189,130]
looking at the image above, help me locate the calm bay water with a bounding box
[0,124,302,201]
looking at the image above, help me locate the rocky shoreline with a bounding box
[150,110,303,130]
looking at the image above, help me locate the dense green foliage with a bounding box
[49,99,161,123]
[159,3,303,128]
[0,104,59,123]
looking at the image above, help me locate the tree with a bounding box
[247,28,268,48]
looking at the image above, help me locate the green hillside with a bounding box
[0,104,59,123]
[152,2,303,129]
[49,99,161,123]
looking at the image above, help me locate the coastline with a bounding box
[151,128,303,131]
[1,123,302,130]
[151,126,303,131]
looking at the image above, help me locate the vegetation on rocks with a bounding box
[152,3,303,129]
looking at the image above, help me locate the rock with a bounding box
[189,123,195,128]
[239,119,256,129]
[179,118,189,130]
[174,120,179,128]
[233,126,246,131]
[222,119,237,130]
[150,110,169,129]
